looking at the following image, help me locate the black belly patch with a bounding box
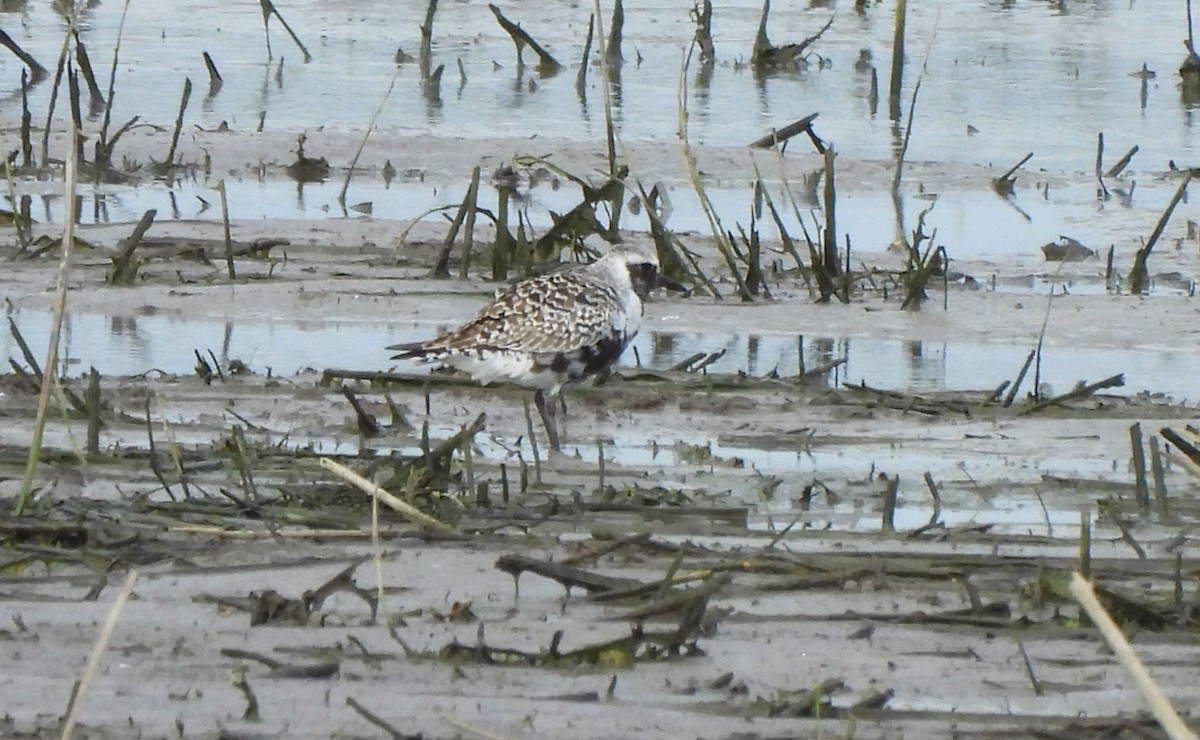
[581,333,625,377]
[541,332,628,381]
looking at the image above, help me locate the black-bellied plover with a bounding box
[389,249,687,450]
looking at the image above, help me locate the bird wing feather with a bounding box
[419,272,622,355]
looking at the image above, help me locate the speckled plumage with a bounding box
[389,249,684,449]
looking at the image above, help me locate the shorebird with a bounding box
[389,249,687,450]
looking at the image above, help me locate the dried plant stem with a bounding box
[216,180,234,279]
[15,122,79,515]
[1129,171,1193,294]
[163,77,192,169]
[61,569,139,740]
[677,46,750,300]
[318,457,452,531]
[1069,573,1198,740]
[97,0,132,151]
[419,0,438,80]
[258,0,312,63]
[887,0,907,121]
[340,68,400,207]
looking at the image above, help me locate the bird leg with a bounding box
[534,389,561,451]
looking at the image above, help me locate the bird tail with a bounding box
[387,341,437,360]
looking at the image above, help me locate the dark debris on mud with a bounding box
[2,354,1200,738]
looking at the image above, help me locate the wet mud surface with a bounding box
[3,0,1200,738]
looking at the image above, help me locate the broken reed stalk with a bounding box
[1078,511,1092,579]
[887,0,907,121]
[108,208,157,285]
[880,475,899,532]
[21,69,33,170]
[458,165,481,279]
[84,368,100,456]
[15,122,80,515]
[1020,373,1124,415]
[1129,171,1193,294]
[1105,145,1138,179]
[606,0,624,64]
[821,145,843,302]
[488,4,561,74]
[72,33,105,113]
[1002,349,1035,407]
[163,77,192,170]
[419,0,438,81]
[576,14,595,98]
[1149,435,1172,521]
[1069,573,1199,740]
[923,471,942,526]
[1029,277,1061,403]
[202,51,223,94]
[216,180,235,279]
[1130,423,1151,513]
[370,477,385,618]
[61,569,139,740]
[318,457,453,531]
[346,697,408,738]
[257,0,313,63]
[0,28,47,83]
[492,184,512,280]
[748,113,820,149]
[693,0,715,63]
[891,13,936,256]
[340,68,400,207]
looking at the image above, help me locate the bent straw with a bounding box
[1069,572,1197,740]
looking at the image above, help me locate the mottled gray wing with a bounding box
[427,271,622,354]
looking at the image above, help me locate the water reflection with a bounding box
[8,309,1200,403]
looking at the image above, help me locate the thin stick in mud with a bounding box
[1129,170,1193,294]
[489,4,562,74]
[576,14,595,99]
[72,32,106,114]
[748,113,820,149]
[1020,373,1124,415]
[339,69,400,208]
[606,0,624,64]
[1129,422,1151,513]
[162,77,192,171]
[202,51,223,96]
[85,368,101,456]
[108,208,157,285]
[1149,435,1172,521]
[216,181,234,279]
[258,0,313,63]
[888,0,907,121]
[419,0,437,81]
[0,28,47,83]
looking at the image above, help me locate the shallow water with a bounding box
[7,307,1196,400]
[1,0,1198,263]
[2,0,1196,168]
[16,169,1194,263]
